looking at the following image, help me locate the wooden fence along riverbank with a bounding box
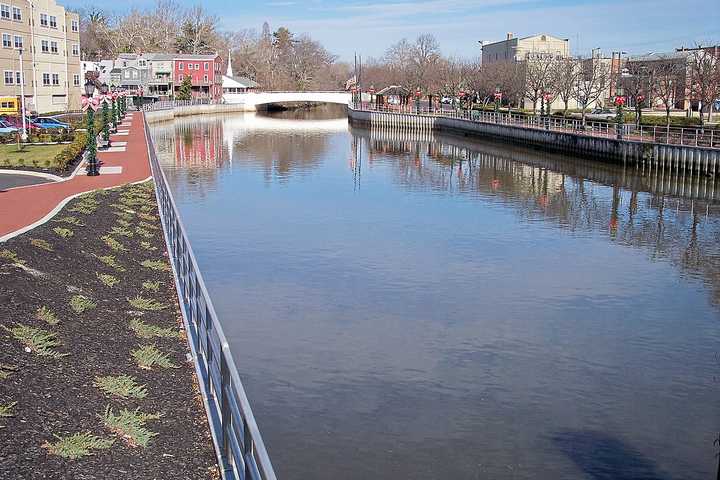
[347,106,720,177]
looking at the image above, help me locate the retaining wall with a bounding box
[144,104,253,124]
[348,107,720,176]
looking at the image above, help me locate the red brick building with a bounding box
[173,54,223,101]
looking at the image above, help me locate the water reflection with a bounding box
[353,126,720,304]
[151,111,720,480]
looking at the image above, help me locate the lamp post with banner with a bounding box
[82,79,100,176]
[369,86,375,109]
[99,83,110,144]
[494,88,502,113]
[614,94,626,140]
[543,92,553,129]
[415,88,421,114]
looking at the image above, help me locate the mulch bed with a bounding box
[0,181,218,479]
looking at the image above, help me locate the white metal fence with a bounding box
[354,104,720,149]
[144,114,277,480]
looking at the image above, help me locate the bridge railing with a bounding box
[142,98,216,112]
[352,103,720,149]
[143,114,277,480]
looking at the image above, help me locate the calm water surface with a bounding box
[151,106,720,480]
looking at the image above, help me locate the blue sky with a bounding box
[70,0,719,61]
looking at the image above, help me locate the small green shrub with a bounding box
[129,318,179,339]
[70,295,96,313]
[94,375,147,399]
[102,406,162,448]
[53,216,84,227]
[101,235,126,252]
[140,259,170,272]
[97,273,119,287]
[43,432,114,459]
[36,306,59,325]
[3,324,66,358]
[53,227,74,238]
[131,345,176,370]
[127,296,167,311]
[142,281,160,292]
[30,238,53,251]
[95,254,126,272]
[0,401,16,417]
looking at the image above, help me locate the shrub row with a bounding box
[53,131,87,171]
[0,130,75,144]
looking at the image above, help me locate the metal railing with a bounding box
[142,98,216,112]
[353,104,720,149]
[143,113,277,480]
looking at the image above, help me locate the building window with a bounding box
[178,62,183,70]
[12,7,20,21]
[194,63,199,70]
[2,33,10,48]
[203,74,208,83]
[39,13,47,26]
[13,35,21,48]
[187,63,192,70]
[52,73,59,85]
[0,5,9,20]
[49,15,56,28]
[204,62,208,70]
[73,73,79,86]
[4,71,13,84]
[71,19,78,32]
[42,72,50,85]
[15,71,20,84]
[50,41,57,53]
[71,43,78,56]
[41,40,48,53]
[139,59,146,67]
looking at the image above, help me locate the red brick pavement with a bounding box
[0,113,151,240]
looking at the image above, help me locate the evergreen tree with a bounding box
[177,76,193,100]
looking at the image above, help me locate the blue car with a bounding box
[32,117,71,130]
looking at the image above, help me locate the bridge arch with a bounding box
[223,91,351,110]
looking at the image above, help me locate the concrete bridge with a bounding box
[223,91,351,110]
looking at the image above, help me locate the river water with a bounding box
[150,106,720,480]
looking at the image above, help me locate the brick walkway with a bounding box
[0,112,151,240]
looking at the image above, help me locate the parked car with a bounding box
[0,115,40,131]
[31,117,71,131]
[0,120,18,133]
[584,108,616,121]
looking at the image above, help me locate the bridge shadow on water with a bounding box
[552,430,683,480]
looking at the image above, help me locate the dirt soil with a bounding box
[0,181,218,479]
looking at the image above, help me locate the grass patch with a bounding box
[43,432,114,459]
[100,235,126,252]
[54,216,84,227]
[68,203,97,215]
[140,259,170,272]
[113,211,134,222]
[131,345,176,370]
[110,226,133,237]
[2,324,66,358]
[97,273,119,287]
[0,143,66,169]
[94,374,148,399]
[95,254,126,272]
[70,295,96,313]
[0,401,16,417]
[36,306,59,325]
[142,281,160,292]
[116,219,132,228]
[0,249,25,265]
[128,296,167,311]
[102,407,162,448]
[30,238,53,251]
[129,318,179,339]
[53,227,74,238]
[139,205,153,213]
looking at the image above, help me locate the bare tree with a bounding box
[524,56,556,113]
[175,6,219,54]
[553,58,579,116]
[622,62,656,127]
[573,57,611,126]
[688,48,720,124]
[651,57,685,127]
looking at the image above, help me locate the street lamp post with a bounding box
[494,87,502,113]
[83,79,99,176]
[415,88,421,114]
[614,93,626,140]
[544,92,553,129]
[18,48,27,141]
[99,82,110,146]
[110,91,118,132]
